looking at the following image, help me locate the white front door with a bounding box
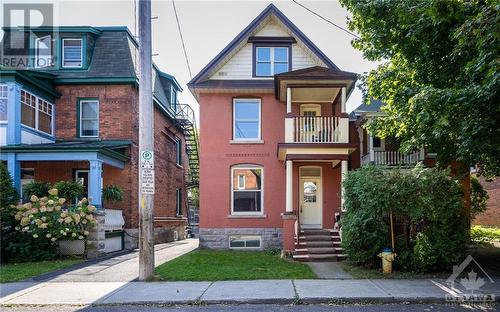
[300,177,322,229]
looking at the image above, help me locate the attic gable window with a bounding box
[255,46,289,77]
[62,38,83,68]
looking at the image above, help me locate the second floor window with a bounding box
[233,99,261,140]
[62,38,83,68]
[0,84,8,121]
[255,46,289,77]
[21,90,53,135]
[79,100,99,137]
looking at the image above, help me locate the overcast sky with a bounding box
[7,0,380,117]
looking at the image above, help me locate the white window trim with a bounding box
[20,89,54,136]
[230,165,264,216]
[255,46,289,77]
[35,35,52,68]
[79,100,99,138]
[232,98,261,141]
[62,38,83,68]
[229,235,262,249]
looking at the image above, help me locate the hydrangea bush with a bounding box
[12,188,96,243]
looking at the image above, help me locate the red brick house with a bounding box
[0,26,199,253]
[188,4,356,260]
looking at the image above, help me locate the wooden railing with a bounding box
[286,116,349,143]
[361,150,423,166]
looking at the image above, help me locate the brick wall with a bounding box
[473,177,500,227]
[28,84,189,230]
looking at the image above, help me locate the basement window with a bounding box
[229,236,261,249]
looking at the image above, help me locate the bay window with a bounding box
[231,165,263,215]
[21,90,53,135]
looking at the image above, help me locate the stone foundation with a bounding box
[199,227,282,250]
[124,224,186,250]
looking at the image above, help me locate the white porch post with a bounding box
[341,160,348,212]
[285,160,293,213]
[89,160,103,209]
[341,87,346,113]
[368,133,375,162]
[286,87,292,113]
[285,87,294,143]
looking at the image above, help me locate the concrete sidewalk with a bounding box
[1,278,499,305]
[31,239,199,282]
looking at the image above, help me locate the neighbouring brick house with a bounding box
[474,177,500,227]
[0,26,198,254]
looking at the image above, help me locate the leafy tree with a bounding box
[340,0,500,177]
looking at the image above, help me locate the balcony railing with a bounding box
[361,150,423,166]
[285,116,349,143]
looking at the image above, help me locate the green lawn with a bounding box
[155,250,316,281]
[0,259,83,283]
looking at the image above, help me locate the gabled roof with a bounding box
[188,3,340,87]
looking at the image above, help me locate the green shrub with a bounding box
[102,185,123,202]
[0,163,20,263]
[22,181,50,201]
[342,165,466,272]
[471,226,500,243]
[3,232,58,262]
[52,181,84,202]
[470,176,489,220]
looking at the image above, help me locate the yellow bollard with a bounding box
[378,248,396,274]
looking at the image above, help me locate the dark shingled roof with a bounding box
[354,98,384,113]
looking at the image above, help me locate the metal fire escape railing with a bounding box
[175,104,199,189]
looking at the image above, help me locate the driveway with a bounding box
[34,239,198,282]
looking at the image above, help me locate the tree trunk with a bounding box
[451,160,471,233]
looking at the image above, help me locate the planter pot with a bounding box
[58,240,85,256]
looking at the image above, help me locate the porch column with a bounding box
[89,160,103,209]
[286,87,292,113]
[7,82,22,145]
[341,87,346,114]
[368,133,375,162]
[341,160,348,212]
[7,153,21,193]
[285,160,293,212]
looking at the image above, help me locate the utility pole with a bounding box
[138,0,155,281]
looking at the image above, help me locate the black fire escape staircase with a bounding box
[175,104,199,189]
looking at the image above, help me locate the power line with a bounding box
[291,0,360,39]
[172,0,193,79]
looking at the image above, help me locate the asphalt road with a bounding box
[1,304,498,312]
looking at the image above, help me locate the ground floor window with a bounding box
[176,188,182,216]
[231,165,263,215]
[229,236,261,249]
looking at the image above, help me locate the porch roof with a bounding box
[1,140,131,168]
[274,66,358,102]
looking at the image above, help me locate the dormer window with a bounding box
[62,38,83,68]
[35,35,52,68]
[255,46,289,77]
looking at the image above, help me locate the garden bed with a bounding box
[154,250,316,281]
[0,258,83,282]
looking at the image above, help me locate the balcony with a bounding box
[285,116,349,143]
[361,150,423,166]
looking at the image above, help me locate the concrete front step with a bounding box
[299,235,340,241]
[300,229,338,236]
[296,241,341,248]
[292,253,347,262]
[294,247,343,255]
